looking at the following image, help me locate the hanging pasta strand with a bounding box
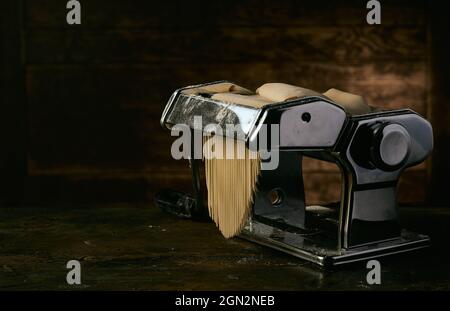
[203,135,260,238]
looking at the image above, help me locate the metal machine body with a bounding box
[158,81,433,267]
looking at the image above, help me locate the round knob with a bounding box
[370,123,411,171]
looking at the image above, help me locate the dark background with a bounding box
[1,0,449,208]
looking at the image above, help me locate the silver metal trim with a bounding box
[240,224,430,267]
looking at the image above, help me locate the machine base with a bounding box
[239,220,430,267]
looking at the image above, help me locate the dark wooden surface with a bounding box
[0,204,449,290]
[1,0,434,206]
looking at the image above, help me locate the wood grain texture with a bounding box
[429,3,450,205]
[1,205,449,290]
[19,0,431,205]
[0,0,27,206]
[25,26,426,64]
[23,168,427,205]
[24,0,426,29]
[25,61,427,172]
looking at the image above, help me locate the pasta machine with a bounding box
[156,81,433,267]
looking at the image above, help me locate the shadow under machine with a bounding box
[157,81,433,267]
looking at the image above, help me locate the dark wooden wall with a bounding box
[1,1,27,206]
[2,0,447,206]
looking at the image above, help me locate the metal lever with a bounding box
[155,129,208,220]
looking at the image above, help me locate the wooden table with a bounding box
[0,205,449,290]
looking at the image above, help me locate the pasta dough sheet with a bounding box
[211,93,274,108]
[182,82,253,96]
[257,83,322,102]
[323,88,371,115]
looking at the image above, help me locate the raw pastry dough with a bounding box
[323,88,371,115]
[211,93,274,108]
[183,82,253,96]
[256,83,322,102]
